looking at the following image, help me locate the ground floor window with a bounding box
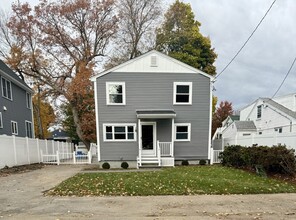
[103,123,136,141]
[25,121,33,138]
[174,123,191,141]
[11,121,18,135]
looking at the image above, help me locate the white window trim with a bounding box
[0,112,3,128]
[26,92,31,109]
[11,121,18,135]
[1,76,13,101]
[173,82,192,105]
[174,123,191,142]
[106,82,126,105]
[103,123,136,142]
[25,120,33,138]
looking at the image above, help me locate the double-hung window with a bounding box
[173,82,192,105]
[26,93,31,109]
[103,124,136,141]
[174,123,191,141]
[25,121,33,138]
[1,77,12,100]
[0,112,2,128]
[11,121,18,135]
[106,82,126,105]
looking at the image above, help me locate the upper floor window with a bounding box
[173,82,192,105]
[25,121,33,138]
[106,82,126,105]
[174,123,191,141]
[103,123,136,141]
[26,93,31,109]
[11,121,18,135]
[0,112,2,128]
[257,105,262,119]
[1,77,12,100]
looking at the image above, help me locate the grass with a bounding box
[46,166,296,196]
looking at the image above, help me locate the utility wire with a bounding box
[215,0,277,79]
[271,56,296,98]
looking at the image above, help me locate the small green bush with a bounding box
[220,145,296,176]
[121,161,129,169]
[181,160,189,166]
[199,159,207,165]
[102,162,110,169]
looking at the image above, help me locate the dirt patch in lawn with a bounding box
[0,163,45,177]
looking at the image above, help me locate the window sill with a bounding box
[106,103,126,106]
[2,96,13,101]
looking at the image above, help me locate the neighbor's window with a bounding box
[175,123,191,141]
[104,124,136,141]
[173,82,192,105]
[11,121,18,135]
[25,121,33,138]
[26,93,31,109]
[257,105,262,119]
[106,82,126,105]
[0,112,2,128]
[1,77,12,100]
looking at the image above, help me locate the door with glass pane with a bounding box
[141,122,156,156]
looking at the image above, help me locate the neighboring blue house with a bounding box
[91,50,213,168]
[0,60,34,138]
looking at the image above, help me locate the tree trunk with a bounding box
[71,105,90,150]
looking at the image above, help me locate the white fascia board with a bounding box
[90,50,214,81]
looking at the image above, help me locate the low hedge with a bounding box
[219,145,296,176]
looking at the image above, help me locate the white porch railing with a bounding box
[211,149,223,164]
[159,142,173,157]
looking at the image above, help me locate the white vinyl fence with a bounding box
[0,135,96,169]
[223,132,296,151]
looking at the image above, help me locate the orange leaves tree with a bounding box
[1,0,118,149]
[212,101,234,136]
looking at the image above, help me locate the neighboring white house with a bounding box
[212,94,296,151]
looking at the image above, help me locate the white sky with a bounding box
[2,0,296,110]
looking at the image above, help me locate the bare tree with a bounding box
[0,0,118,149]
[105,0,162,69]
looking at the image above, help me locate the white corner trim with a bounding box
[106,82,126,105]
[208,81,213,160]
[93,81,101,161]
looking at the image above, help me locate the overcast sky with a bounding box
[2,0,296,110]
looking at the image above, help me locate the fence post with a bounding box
[40,150,44,163]
[52,140,54,154]
[26,137,30,164]
[73,151,76,164]
[56,151,60,165]
[12,135,17,166]
[37,138,40,163]
[45,139,48,154]
[210,148,213,165]
[88,151,91,164]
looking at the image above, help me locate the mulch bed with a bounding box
[0,163,45,177]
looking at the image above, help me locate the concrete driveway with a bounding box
[1,165,296,219]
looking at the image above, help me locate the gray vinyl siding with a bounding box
[0,75,33,137]
[97,72,210,160]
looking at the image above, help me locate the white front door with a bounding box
[140,122,156,156]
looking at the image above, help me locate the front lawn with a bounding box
[46,166,296,196]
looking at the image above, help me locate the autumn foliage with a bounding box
[212,101,233,136]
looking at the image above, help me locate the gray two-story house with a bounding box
[0,60,34,138]
[91,50,213,168]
